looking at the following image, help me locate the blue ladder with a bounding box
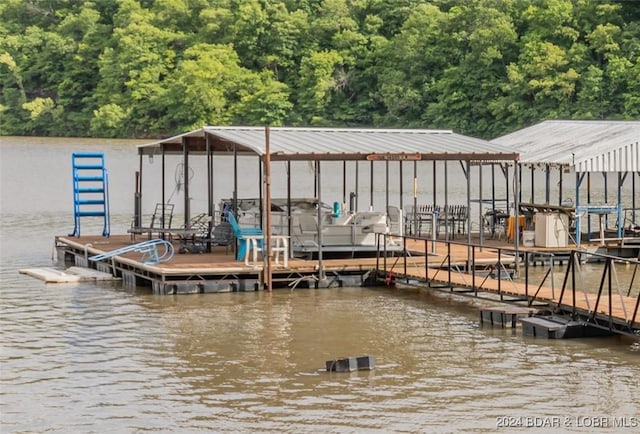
[70,152,110,237]
[89,239,175,265]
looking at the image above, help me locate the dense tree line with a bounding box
[1,0,638,139]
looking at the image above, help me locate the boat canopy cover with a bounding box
[491,120,640,172]
[137,126,518,162]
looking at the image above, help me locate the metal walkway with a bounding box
[380,237,640,337]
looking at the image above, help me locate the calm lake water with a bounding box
[1,136,639,433]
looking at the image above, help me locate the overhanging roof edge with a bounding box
[137,126,519,161]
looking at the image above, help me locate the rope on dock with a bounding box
[288,275,318,290]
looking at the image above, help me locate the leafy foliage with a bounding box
[0,0,637,138]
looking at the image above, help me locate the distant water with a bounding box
[1,137,639,433]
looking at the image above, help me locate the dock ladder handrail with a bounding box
[89,239,174,265]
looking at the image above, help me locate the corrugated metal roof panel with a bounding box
[491,120,640,172]
[575,141,639,172]
[139,126,518,160]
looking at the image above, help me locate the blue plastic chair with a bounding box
[226,211,263,261]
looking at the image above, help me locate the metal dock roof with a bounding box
[491,120,640,172]
[137,126,518,161]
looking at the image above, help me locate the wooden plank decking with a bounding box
[57,234,390,273]
[385,258,640,330]
[53,233,639,333]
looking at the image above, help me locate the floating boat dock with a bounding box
[54,234,391,293]
[53,232,640,339]
[52,233,537,294]
[48,125,640,340]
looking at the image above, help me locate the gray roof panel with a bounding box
[491,120,640,171]
[138,126,518,161]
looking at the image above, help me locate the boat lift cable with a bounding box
[167,161,194,204]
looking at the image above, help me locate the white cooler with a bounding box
[534,213,569,247]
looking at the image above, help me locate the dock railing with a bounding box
[556,250,640,333]
[375,233,640,336]
[404,204,469,239]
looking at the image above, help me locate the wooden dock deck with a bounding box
[53,233,639,337]
[54,234,519,292]
[384,259,640,328]
[54,235,394,293]
[384,239,640,336]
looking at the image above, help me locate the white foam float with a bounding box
[19,266,118,283]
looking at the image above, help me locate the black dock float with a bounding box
[520,316,616,339]
[480,306,539,328]
[520,316,568,338]
[326,355,375,372]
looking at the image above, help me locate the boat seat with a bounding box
[387,206,403,236]
[295,213,319,243]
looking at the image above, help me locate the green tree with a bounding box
[3,25,75,135]
[230,71,293,125]
[296,49,344,125]
[373,3,453,126]
[92,0,183,136]
[55,4,111,134]
[1,0,638,138]
[424,2,519,138]
[155,43,291,130]
[0,52,27,134]
[223,0,309,77]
